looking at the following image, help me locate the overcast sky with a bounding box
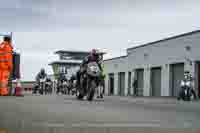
[0,0,199,81]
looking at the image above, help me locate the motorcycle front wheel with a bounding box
[77,91,84,100]
[87,80,96,101]
[189,90,197,101]
[183,90,196,101]
[77,87,84,100]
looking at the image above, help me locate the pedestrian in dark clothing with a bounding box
[132,79,138,96]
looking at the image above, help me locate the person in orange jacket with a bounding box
[0,36,13,96]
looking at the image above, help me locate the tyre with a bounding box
[100,94,103,99]
[39,89,43,95]
[77,93,84,100]
[32,89,37,94]
[184,90,191,101]
[77,88,84,100]
[87,80,96,101]
[177,97,181,101]
[87,88,95,101]
[190,90,196,101]
[178,90,185,101]
[75,89,78,96]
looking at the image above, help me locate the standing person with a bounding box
[0,36,13,96]
[132,78,138,96]
[99,63,106,98]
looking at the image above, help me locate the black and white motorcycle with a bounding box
[70,80,77,96]
[61,80,68,95]
[77,62,101,101]
[45,80,52,94]
[177,78,196,101]
[39,78,46,95]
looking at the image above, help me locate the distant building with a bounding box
[49,50,106,80]
[49,50,91,80]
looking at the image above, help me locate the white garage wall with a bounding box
[103,56,128,95]
[127,31,200,96]
[104,31,200,96]
[127,32,200,67]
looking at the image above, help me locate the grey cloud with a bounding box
[1,0,200,31]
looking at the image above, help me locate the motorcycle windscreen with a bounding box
[87,62,101,77]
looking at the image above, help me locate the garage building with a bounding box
[103,30,200,97]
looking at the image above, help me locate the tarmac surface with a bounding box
[0,94,200,133]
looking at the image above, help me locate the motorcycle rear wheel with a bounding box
[189,91,197,101]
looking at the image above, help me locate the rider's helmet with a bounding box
[40,68,45,75]
[184,71,190,80]
[91,49,98,56]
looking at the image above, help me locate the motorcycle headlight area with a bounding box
[90,66,99,72]
[185,81,191,86]
[40,79,45,82]
[46,82,51,85]
[180,81,185,86]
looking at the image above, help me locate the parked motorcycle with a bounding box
[77,62,101,101]
[61,80,68,95]
[39,78,46,95]
[177,79,196,101]
[45,81,52,94]
[71,80,77,96]
[32,84,39,94]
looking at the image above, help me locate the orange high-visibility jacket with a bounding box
[0,42,13,71]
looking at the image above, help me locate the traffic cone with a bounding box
[15,79,24,97]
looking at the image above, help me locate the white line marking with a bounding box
[71,123,161,127]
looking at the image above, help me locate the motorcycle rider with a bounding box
[178,71,196,100]
[35,68,47,86]
[97,63,105,98]
[76,49,103,91]
[70,74,77,95]
[35,68,47,94]
[57,73,67,94]
[70,74,76,88]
